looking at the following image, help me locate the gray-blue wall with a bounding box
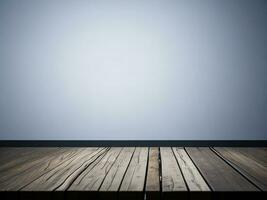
[0,0,267,140]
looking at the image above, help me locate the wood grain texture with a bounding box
[69,147,122,191]
[186,147,259,191]
[97,147,135,200]
[172,147,210,191]
[0,146,265,200]
[0,148,67,190]
[119,147,148,200]
[100,147,135,191]
[160,147,187,200]
[228,148,267,167]
[145,147,160,200]
[214,147,267,191]
[160,147,187,192]
[0,148,37,166]
[0,148,65,190]
[22,148,107,191]
[0,148,59,174]
[146,147,160,191]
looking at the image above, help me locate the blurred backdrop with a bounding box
[0,0,266,140]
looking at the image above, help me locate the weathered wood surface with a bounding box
[100,147,135,192]
[0,147,266,200]
[145,147,160,200]
[0,148,64,190]
[119,147,148,200]
[172,147,210,191]
[0,148,59,173]
[69,147,122,191]
[98,147,135,199]
[186,147,258,191]
[22,148,107,191]
[224,148,267,167]
[160,147,187,200]
[160,147,187,192]
[214,147,267,191]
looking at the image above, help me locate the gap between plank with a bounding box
[184,147,213,191]
[171,147,189,192]
[117,147,136,192]
[210,147,262,191]
[97,147,124,191]
[18,148,93,191]
[61,147,110,191]
[143,147,150,200]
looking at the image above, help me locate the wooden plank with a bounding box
[228,148,267,167]
[0,146,265,200]
[160,147,187,200]
[21,148,107,191]
[67,148,122,200]
[145,147,160,200]
[0,148,91,191]
[99,147,135,199]
[214,147,267,191]
[0,148,65,189]
[119,147,148,200]
[172,147,210,191]
[0,148,35,166]
[160,147,187,192]
[68,147,122,191]
[0,148,48,162]
[0,148,30,169]
[0,148,59,173]
[186,147,259,191]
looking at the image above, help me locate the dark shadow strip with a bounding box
[0,140,266,147]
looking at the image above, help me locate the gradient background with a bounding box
[0,0,267,140]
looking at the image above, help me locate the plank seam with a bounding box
[210,147,262,191]
[184,147,213,192]
[70,149,110,186]
[117,147,136,192]
[97,147,124,191]
[171,147,189,191]
[143,147,150,200]
[18,148,88,191]
[62,147,110,191]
